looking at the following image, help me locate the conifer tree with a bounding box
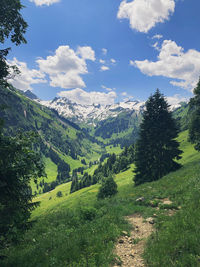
[189,79,200,151]
[97,175,117,199]
[134,89,182,185]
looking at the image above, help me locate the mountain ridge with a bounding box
[34,93,185,125]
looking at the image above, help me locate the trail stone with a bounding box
[122,231,128,236]
[136,197,145,202]
[146,217,155,224]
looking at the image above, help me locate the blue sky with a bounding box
[5,0,200,105]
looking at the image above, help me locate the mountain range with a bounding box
[32,92,184,125]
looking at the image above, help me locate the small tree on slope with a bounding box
[97,175,118,199]
[134,89,182,186]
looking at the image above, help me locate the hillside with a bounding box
[2,130,200,266]
[0,86,106,193]
[38,94,188,148]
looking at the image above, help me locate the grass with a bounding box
[30,157,58,194]
[105,145,123,154]
[2,131,200,267]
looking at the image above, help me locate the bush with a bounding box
[56,191,63,198]
[97,176,118,199]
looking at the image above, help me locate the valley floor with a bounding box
[2,131,200,267]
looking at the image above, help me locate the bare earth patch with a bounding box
[113,214,154,267]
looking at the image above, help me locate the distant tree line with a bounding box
[70,145,135,194]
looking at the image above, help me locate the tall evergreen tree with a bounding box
[189,79,200,151]
[134,89,182,185]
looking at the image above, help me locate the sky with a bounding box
[4,0,200,105]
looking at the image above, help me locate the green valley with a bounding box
[2,130,200,266]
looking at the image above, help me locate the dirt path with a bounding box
[113,214,154,267]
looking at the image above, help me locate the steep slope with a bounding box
[0,86,104,170]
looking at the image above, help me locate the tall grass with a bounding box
[2,131,200,266]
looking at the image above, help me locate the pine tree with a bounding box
[134,89,182,185]
[189,79,200,151]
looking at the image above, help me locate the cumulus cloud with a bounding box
[57,88,117,106]
[100,66,110,71]
[77,46,95,61]
[8,58,47,91]
[102,48,107,55]
[133,40,200,90]
[111,58,117,64]
[99,59,106,64]
[30,0,60,6]
[167,94,188,106]
[37,45,95,89]
[117,0,175,33]
[129,60,135,66]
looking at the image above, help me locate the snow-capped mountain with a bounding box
[38,97,145,124]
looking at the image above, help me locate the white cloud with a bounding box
[152,41,160,51]
[111,58,117,64]
[77,46,95,61]
[101,85,116,92]
[30,0,60,6]
[152,34,163,39]
[57,88,117,106]
[133,40,200,90]
[100,66,110,71]
[129,60,135,66]
[102,48,107,55]
[121,92,127,96]
[117,0,175,33]
[8,58,47,91]
[167,94,188,106]
[37,45,94,89]
[99,59,106,64]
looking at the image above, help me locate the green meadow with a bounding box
[3,131,200,266]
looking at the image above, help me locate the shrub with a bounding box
[97,176,118,199]
[56,191,63,198]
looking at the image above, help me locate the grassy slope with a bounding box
[30,157,58,194]
[3,131,200,266]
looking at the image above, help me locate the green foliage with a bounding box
[56,191,63,198]
[134,89,182,185]
[71,145,135,194]
[97,176,118,199]
[0,0,27,45]
[2,131,200,266]
[0,130,45,251]
[93,111,142,148]
[172,102,190,131]
[0,0,27,86]
[189,79,200,151]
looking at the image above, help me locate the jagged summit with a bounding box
[37,97,145,124]
[23,90,39,100]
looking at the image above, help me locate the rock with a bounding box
[163,200,172,205]
[146,217,155,224]
[122,231,128,236]
[136,197,145,202]
[119,239,124,244]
